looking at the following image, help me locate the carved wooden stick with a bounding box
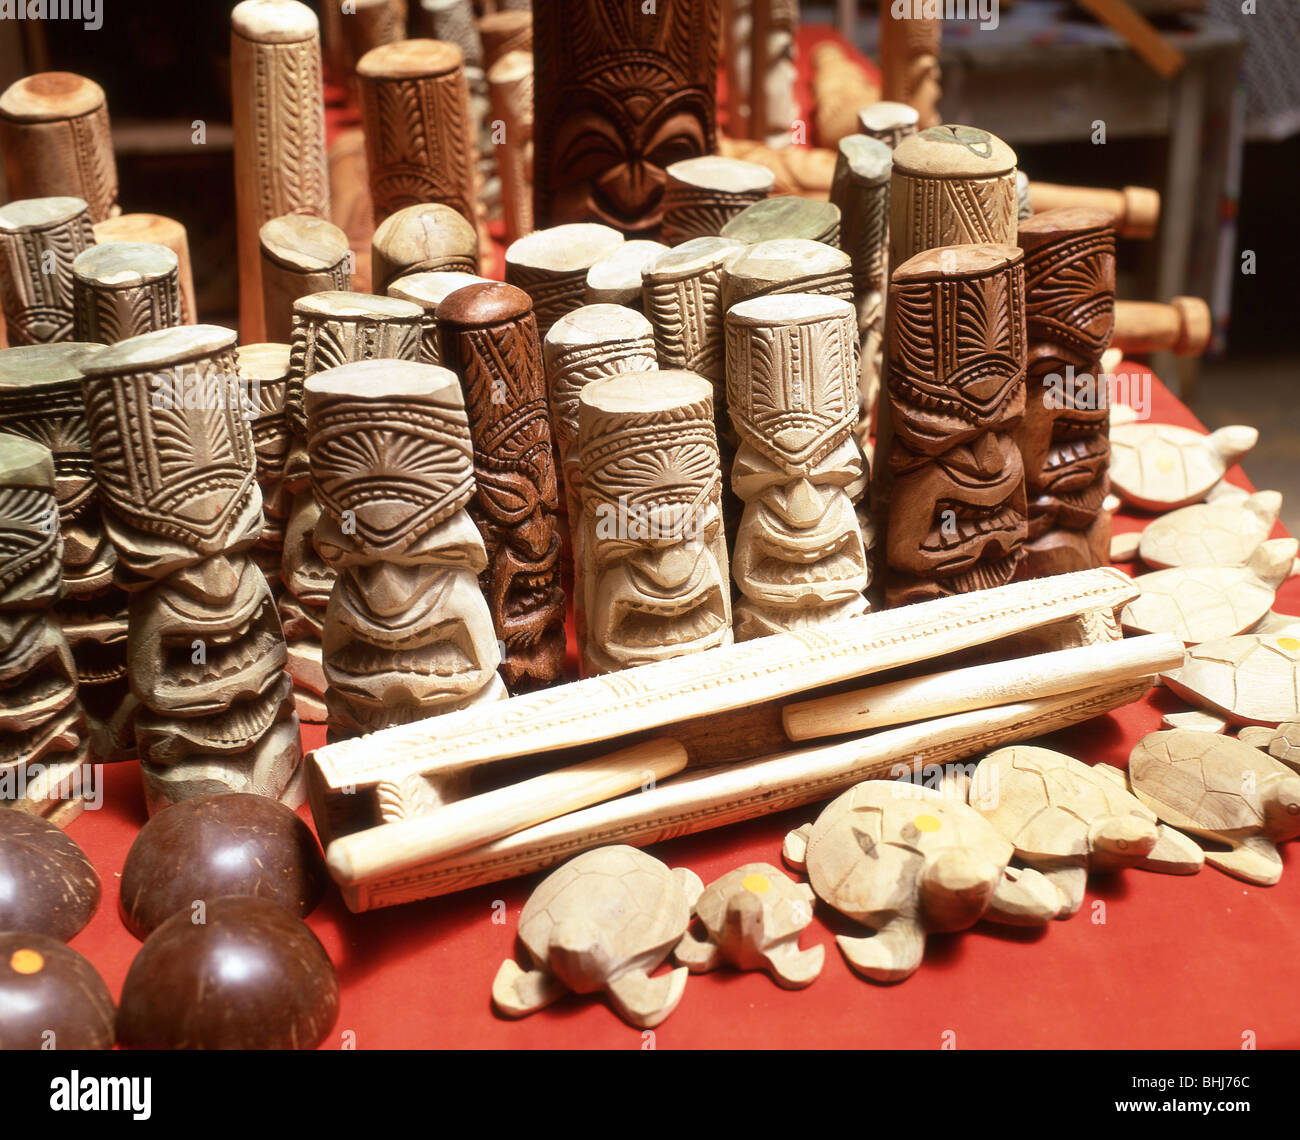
[305,359,506,738]
[661,156,775,246]
[1112,297,1211,356]
[259,215,352,344]
[356,39,479,228]
[93,214,197,325]
[487,49,534,246]
[857,101,918,150]
[532,0,721,233]
[721,238,854,310]
[231,0,331,345]
[726,294,870,639]
[577,369,732,675]
[1028,181,1160,241]
[0,73,118,224]
[71,242,183,345]
[478,9,532,69]
[370,202,479,293]
[879,3,941,129]
[236,342,293,592]
[437,282,566,691]
[504,223,624,339]
[0,197,94,346]
[721,196,841,246]
[387,270,492,365]
[584,241,669,309]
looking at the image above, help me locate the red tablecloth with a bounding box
[61,363,1300,1049]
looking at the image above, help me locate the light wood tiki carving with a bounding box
[504,223,624,340]
[93,214,197,325]
[0,197,95,346]
[388,270,493,366]
[720,239,854,311]
[487,50,535,246]
[879,5,941,129]
[858,102,919,151]
[259,215,353,345]
[478,9,533,68]
[71,242,183,345]
[237,342,294,593]
[660,156,775,246]
[370,202,479,293]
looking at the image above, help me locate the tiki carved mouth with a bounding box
[136,671,294,762]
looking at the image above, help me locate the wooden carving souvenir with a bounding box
[258,215,352,344]
[879,244,1028,607]
[231,0,331,345]
[388,270,493,366]
[576,370,732,675]
[305,565,1155,908]
[878,4,941,129]
[1109,422,1257,511]
[80,326,302,813]
[0,73,117,224]
[504,224,625,340]
[531,0,721,234]
[858,102,919,150]
[584,242,670,309]
[721,196,841,247]
[1163,632,1300,727]
[660,157,775,246]
[673,862,824,988]
[783,781,1059,982]
[436,283,566,690]
[1267,722,1300,770]
[478,9,533,68]
[327,128,374,292]
[418,0,483,69]
[720,239,854,314]
[487,50,534,246]
[1112,297,1211,356]
[356,39,479,228]
[888,125,1017,271]
[93,214,197,325]
[724,0,800,146]
[0,343,132,765]
[492,846,702,1028]
[810,40,879,149]
[1015,208,1116,576]
[717,136,838,199]
[236,343,294,592]
[0,198,95,346]
[725,295,869,639]
[304,360,507,737]
[70,243,183,345]
[1139,491,1282,569]
[1028,181,1160,241]
[370,202,480,293]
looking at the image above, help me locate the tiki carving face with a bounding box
[0,611,77,730]
[0,471,63,609]
[281,488,333,637]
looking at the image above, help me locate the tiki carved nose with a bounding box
[785,479,824,529]
[970,432,1003,475]
[642,543,697,590]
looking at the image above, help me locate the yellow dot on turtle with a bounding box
[1277,637,1300,652]
[914,814,942,832]
[1155,455,1175,473]
[10,949,44,974]
[742,873,771,894]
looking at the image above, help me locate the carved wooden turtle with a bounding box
[1109,423,1257,511]
[492,845,703,1028]
[1117,730,1300,885]
[1265,722,1300,773]
[1138,491,1282,569]
[971,746,1202,915]
[1120,540,1297,645]
[782,781,1060,983]
[1162,631,1300,726]
[672,862,823,988]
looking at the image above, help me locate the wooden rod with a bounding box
[1028,180,1160,240]
[1112,297,1211,356]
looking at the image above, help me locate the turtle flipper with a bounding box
[1140,824,1205,874]
[782,823,812,871]
[1042,866,1088,918]
[1204,834,1283,886]
[491,958,566,1018]
[672,929,722,973]
[763,942,825,989]
[606,966,688,1029]
[836,918,925,983]
[984,865,1061,925]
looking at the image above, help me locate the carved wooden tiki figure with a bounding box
[1016,208,1116,576]
[0,197,95,346]
[881,244,1028,606]
[437,282,565,690]
[532,0,722,235]
[237,343,294,593]
[305,359,506,738]
[0,344,134,764]
[726,295,870,638]
[577,369,732,675]
[80,326,301,813]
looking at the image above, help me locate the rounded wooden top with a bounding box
[720,196,841,244]
[92,212,186,247]
[356,38,463,80]
[72,241,178,287]
[585,240,669,304]
[727,292,855,328]
[0,433,55,487]
[892,124,1017,179]
[835,135,892,184]
[487,48,532,85]
[506,223,624,274]
[372,202,478,258]
[478,9,532,35]
[0,196,87,232]
[82,324,238,376]
[892,242,1023,284]
[437,281,533,327]
[235,342,292,381]
[546,304,654,350]
[642,236,746,281]
[858,101,918,134]
[0,342,102,390]
[388,270,492,310]
[1017,205,1114,247]
[725,238,850,281]
[259,214,350,271]
[304,358,462,404]
[666,155,775,195]
[1172,296,1212,356]
[292,290,422,322]
[581,369,713,417]
[0,72,105,122]
[230,0,319,43]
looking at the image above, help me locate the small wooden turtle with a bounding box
[1120,539,1297,644]
[1138,491,1283,569]
[971,747,1203,915]
[1114,730,1300,885]
[1162,631,1300,726]
[1267,722,1300,773]
[1109,422,1257,511]
[782,781,1060,983]
[492,845,703,1028]
[672,863,823,988]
